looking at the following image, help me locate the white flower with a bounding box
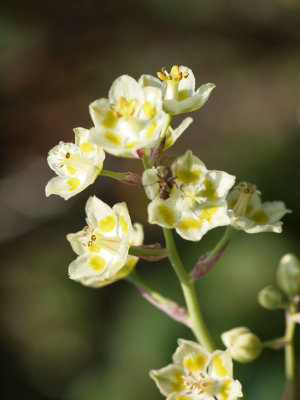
[139,65,215,115]
[46,128,105,200]
[88,75,168,158]
[142,150,235,241]
[227,182,291,233]
[85,222,144,288]
[150,339,243,400]
[67,196,136,287]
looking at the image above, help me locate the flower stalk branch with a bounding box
[127,270,190,327]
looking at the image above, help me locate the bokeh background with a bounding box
[1,0,300,399]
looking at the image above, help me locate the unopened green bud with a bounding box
[221,327,262,363]
[257,285,283,310]
[277,254,300,297]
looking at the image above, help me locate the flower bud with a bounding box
[221,327,262,363]
[277,254,300,297]
[257,285,283,310]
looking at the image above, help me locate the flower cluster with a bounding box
[45,64,293,400]
[151,339,242,400]
[143,150,235,241]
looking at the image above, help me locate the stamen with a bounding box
[91,235,96,241]
[66,152,71,159]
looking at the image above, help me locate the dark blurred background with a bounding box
[1,0,300,399]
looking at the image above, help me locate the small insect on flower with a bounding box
[156,165,177,200]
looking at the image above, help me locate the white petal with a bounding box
[109,75,143,104]
[138,74,162,89]
[173,339,210,372]
[150,364,185,397]
[45,175,86,200]
[89,98,111,126]
[147,198,179,228]
[208,349,233,378]
[67,231,85,256]
[85,196,115,229]
[178,66,195,96]
[262,201,291,223]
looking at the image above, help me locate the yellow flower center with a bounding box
[111,96,140,119]
[179,184,207,211]
[157,65,189,101]
[80,226,121,253]
[183,371,213,397]
[232,181,259,217]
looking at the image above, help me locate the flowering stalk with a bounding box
[163,228,216,352]
[284,303,298,399]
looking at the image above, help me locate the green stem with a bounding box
[129,247,168,256]
[100,169,128,180]
[284,304,297,399]
[262,337,287,349]
[142,155,151,170]
[163,228,215,351]
[161,114,173,138]
[208,226,234,259]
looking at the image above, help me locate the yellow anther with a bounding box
[157,65,188,83]
[66,152,71,159]
[157,71,169,81]
[88,240,93,246]
[171,65,180,76]
[91,234,96,241]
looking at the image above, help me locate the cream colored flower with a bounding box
[86,222,144,288]
[67,196,136,287]
[142,150,235,241]
[150,339,243,400]
[89,75,168,158]
[227,182,291,233]
[139,65,215,115]
[46,128,105,200]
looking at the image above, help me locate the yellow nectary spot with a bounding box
[213,356,228,377]
[66,165,77,175]
[124,141,139,149]
[175,396,193,400]
[119,215,128,233]
[116,257,137,278]
[250,209,269,224]
[178,218,202,230]
[178,90,189,101]
[143,101,156,119]
[157,205,175,226]
[176,169,201,184]
[67,178,80,191]
[145,121,157,138]
[105,130,121,146]
[103,110,118,128]
[171,370,185,392]
[219,379,231,400]
[89,255,106,271]
[98,215,116,232]
[201,179,217,201]
[88,244,101,253]
[200,205,219,221]
[80,142,94,153]
[184,354,207,372]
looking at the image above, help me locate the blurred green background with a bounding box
[1,0,300,399]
